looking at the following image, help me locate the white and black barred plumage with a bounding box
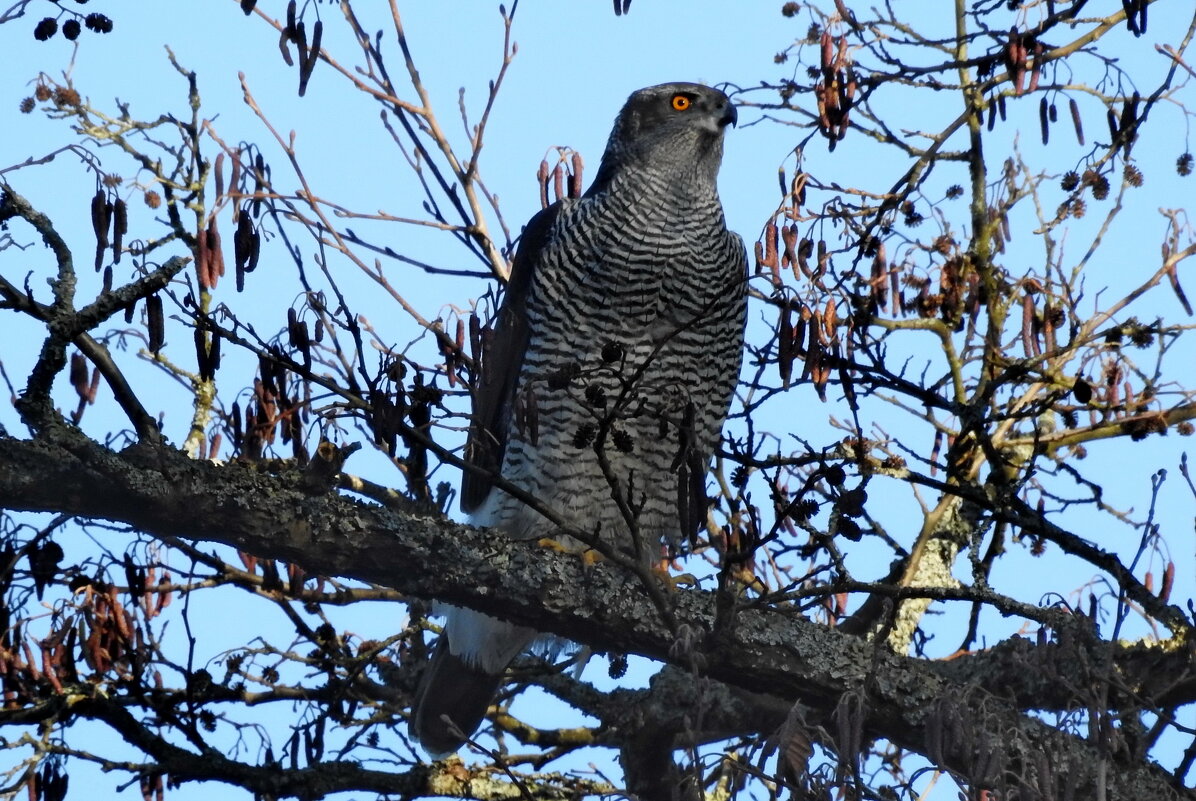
[412,83,747,756]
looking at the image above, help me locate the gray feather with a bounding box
[412,82,747,756]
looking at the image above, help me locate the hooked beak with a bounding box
[720,102,738,128]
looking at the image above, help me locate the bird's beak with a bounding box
[720,102,738,128]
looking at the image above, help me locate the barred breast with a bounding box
[487,167,747,561]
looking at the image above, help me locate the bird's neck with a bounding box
[589,159,722,213]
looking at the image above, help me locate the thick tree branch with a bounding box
[0,430,1191,799]
[63,694,605,800]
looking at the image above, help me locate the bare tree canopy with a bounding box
[1,2,1195,800]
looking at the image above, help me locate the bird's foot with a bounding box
[652,561,698,591]
[536,538,604,567]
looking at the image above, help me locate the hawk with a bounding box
[412,82,747,756]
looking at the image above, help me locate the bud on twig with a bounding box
[1122,0,1141,36]
[196,227,211,290]
[790,171,808,211]
[822,298,837,343]
[87,366,100,404]
[253,153,267,218]
[552,164,564,203]
[279,23,295,67]
[1029,42,1044,93]
[230,151,242,206]
[870,253,886,310]
[1006,28,1027,96]
[806,312,821,383]
[1069,98,1085,145]
[231,401,243,449]
[569,151,584,198]
[112,198,127,264]
[468,312,482,365]
[798,237,813,278]
[91,190,110,271]
[537,159,550,209]
[69,351,89,400]
[195,327,212,382]
[299,20,322,97]
[1165,261,1193,316]
[780,224,797,282]
[207,215,225,281]
[1022,293,1039,357]
[778,304,794,387]
[146,294,164,355]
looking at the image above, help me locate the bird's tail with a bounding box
[410,608,534,757]
[411,635,507,757]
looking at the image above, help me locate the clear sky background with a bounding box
[3,1,1195,798]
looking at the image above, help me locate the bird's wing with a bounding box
[461,202,564,513]
[677,233,748,548]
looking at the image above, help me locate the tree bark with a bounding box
[0,429,1191,800]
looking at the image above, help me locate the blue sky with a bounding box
[3,1,1195,798]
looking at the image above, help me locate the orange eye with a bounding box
[671,94,691,111]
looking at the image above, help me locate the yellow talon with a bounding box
[652,562,698,591]
[537,539,604,568]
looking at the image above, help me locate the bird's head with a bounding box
[590,82,737,194]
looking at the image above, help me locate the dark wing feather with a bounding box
[461,202,563,513]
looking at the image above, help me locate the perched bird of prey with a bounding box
[411,82,747,756]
